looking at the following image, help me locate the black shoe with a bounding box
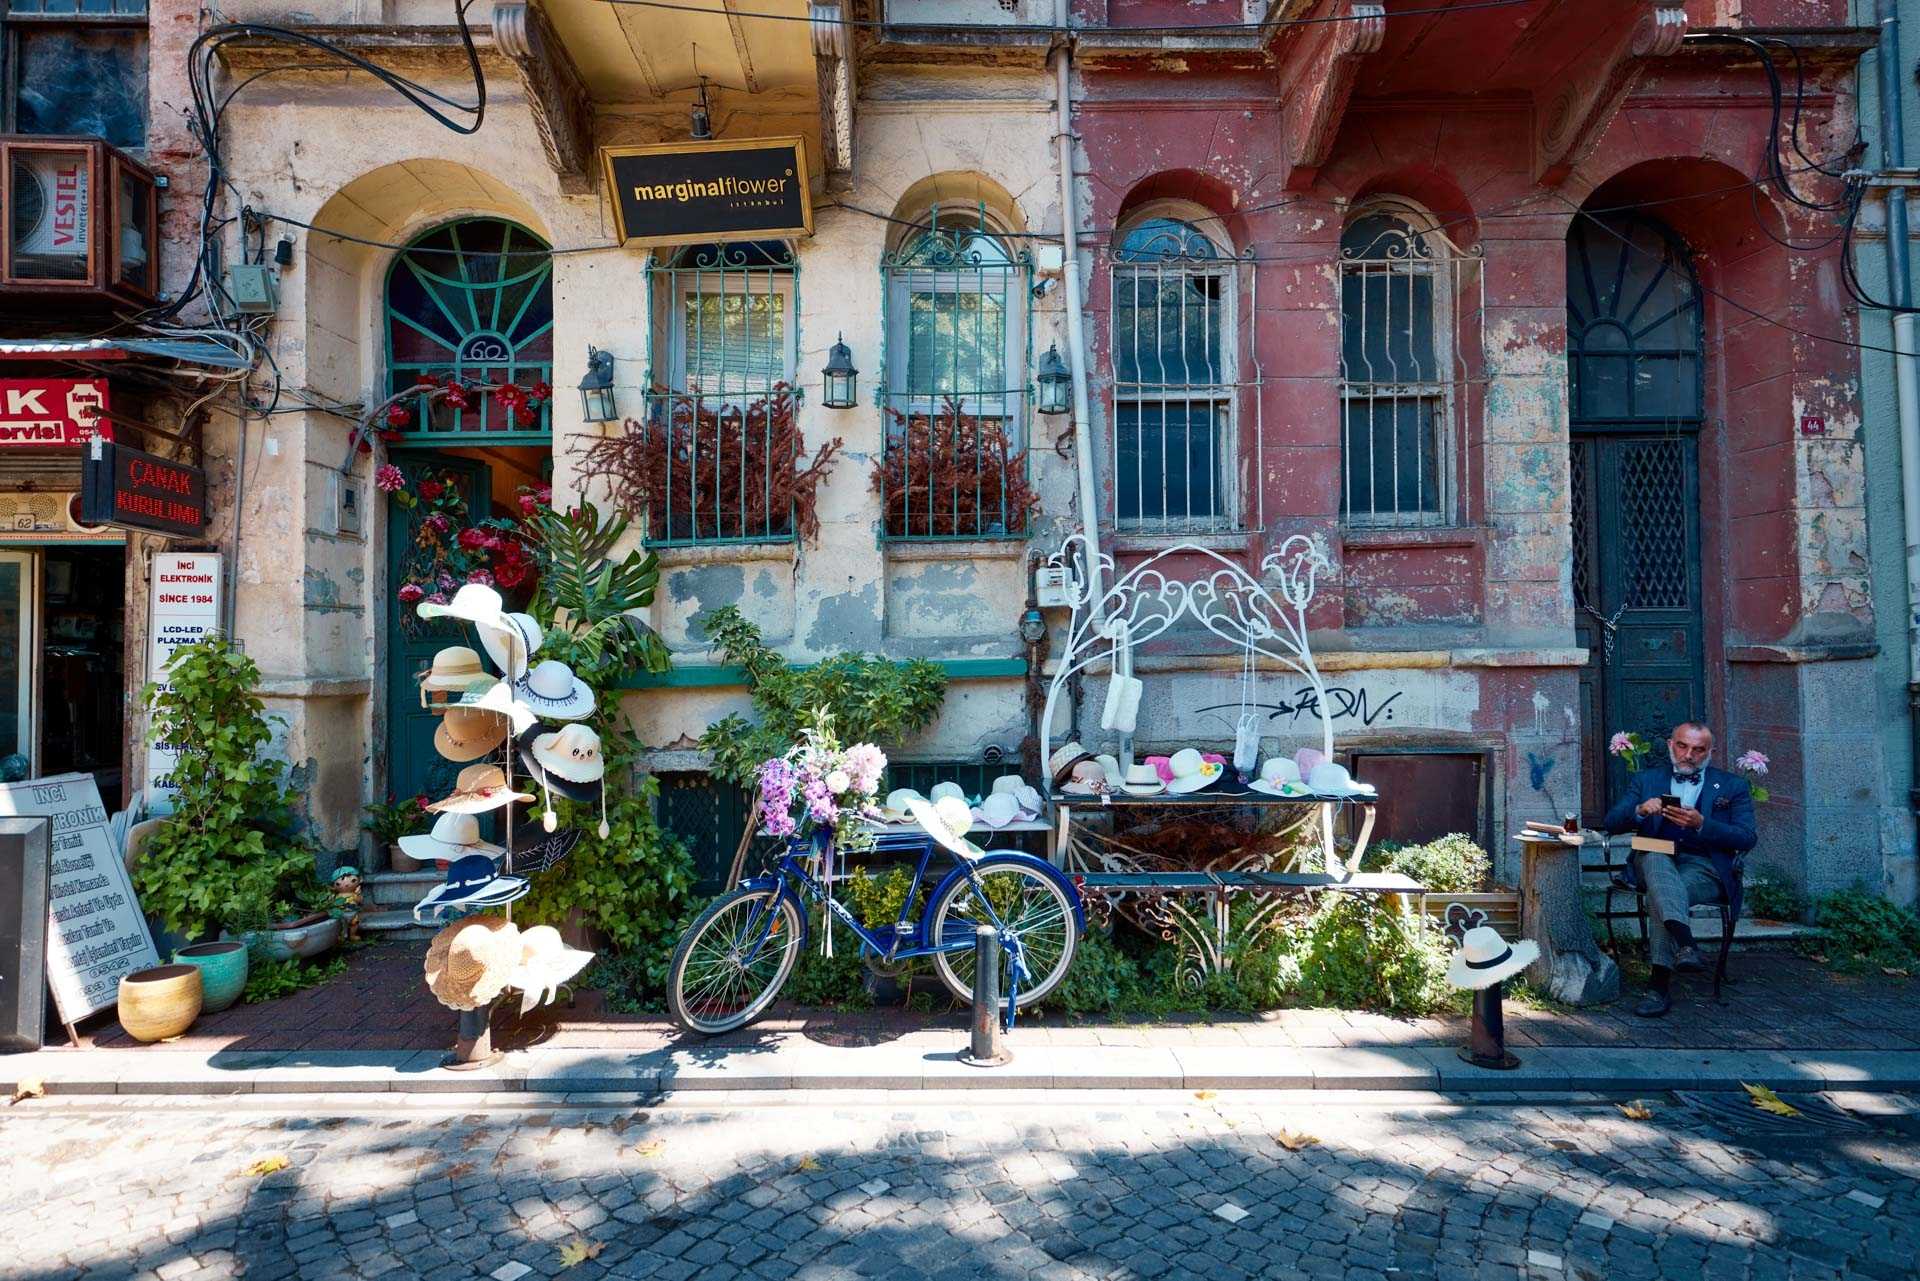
[1673,945,1706,974]
[1634,991,1672,1018]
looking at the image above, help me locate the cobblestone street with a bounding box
[3,1091,1918,1281]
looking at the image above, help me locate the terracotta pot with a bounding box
[173,941,249,1012]
[388,842,424,873]
[118,964,203,1042]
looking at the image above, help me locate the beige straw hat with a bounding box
[423,915,523,1010]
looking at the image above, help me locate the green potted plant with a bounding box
[133,636,320,950]
[363,793,432,872]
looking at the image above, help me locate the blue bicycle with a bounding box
[667,828,1084,1035]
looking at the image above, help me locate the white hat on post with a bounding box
[1447,926,1539,991]
[416,583,506,625]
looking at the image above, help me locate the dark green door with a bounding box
[384,451,491,806]
[1566,213,1707,822]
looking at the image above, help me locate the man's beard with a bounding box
[1671,759,1702,780]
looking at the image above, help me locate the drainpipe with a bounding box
[1051,4,1103,618]
[1876,0,1920,810]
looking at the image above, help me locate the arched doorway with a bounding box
[381,217,553,805]
[1566,212,1707,820]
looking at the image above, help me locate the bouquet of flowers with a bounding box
[1734,749,1771,803]
[1609,730,1651,774]
[755,709,887,856]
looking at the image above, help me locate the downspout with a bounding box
[1051,4,1103,618]
[1875,0,1920,810]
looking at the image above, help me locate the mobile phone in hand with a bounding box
[1658,794,1681,808]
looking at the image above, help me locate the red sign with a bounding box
[0,379,110,446]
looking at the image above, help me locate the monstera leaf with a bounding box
[526,501,670,683]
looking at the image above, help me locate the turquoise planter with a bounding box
[173,940,249,1012]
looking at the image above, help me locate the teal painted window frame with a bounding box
[878,205,1035,542]
[383,216,554,444]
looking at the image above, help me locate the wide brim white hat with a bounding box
[478,612,543,680]
[420,646,489,692]
[397,810,506,864]
[1307,761,1376,798]
[1448,927,1539,990]
[929,781,967,805]
[505,924,596,1016]
[529,723,605,784]
[990,774,1030,797]
[1012,784,1043,817]
[907,795,982,860]
[513,660,596,722]
[427,765,534,815]
[416,582,505,625]
[1165,749,1224,795]
[463,680,537,735]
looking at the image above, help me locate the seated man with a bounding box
[1601,721,1757,1018]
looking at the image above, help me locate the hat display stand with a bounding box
[1444,905,1525,1071]
[1035,534,1390,991]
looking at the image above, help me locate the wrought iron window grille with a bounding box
[1337,202,1484,528]
[384,217,554,442]
[1109,214,1249,534]
[639,239,803,546]
[878,205,1036,541]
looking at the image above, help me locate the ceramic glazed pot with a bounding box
[262,916,342,961]
[172,941,249,1012]
[118,964,203,1042]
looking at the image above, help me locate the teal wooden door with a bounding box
[384,451,491,806]
[1566,213,1706,822]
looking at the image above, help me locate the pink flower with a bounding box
[1608,732,1633,756]
[397,583,425,604]
[375,464,406,493]
[1736,750,1770,776]
[423,513,451,535]
[1146,755,1173,783]
[425,591,450,605]
[466,569,495,587]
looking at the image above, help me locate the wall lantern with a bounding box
[821,333,859,409]
[578,346,617,423]
[1036,342,1072,416]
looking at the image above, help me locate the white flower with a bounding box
[826,769,851,795]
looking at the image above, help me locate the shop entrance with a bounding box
[0,544,126,802]
[1566,213,1707,822]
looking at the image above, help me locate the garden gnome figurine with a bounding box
[330,866,364,942]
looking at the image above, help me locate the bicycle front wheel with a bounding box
[928,860,1078,1009]
[668,888,804,1035]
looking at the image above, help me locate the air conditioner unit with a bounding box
[1,136,160,309]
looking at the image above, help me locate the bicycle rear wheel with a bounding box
[928,860,1077,1009]
[668,888,803,1035]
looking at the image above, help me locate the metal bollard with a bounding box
[1457,982,1520,1070]
[960,926,1012,1067]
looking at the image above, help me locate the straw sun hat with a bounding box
[423,914,524,1011]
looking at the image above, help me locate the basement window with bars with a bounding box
[1110,213,1239,532]
[879,208,1034,540]
[641,240,801,544]
[1338,202,1471,527]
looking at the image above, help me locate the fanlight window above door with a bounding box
[385,217,554,441]
[1566,214,1702,427]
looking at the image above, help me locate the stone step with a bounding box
[362,871,443,908]
[360,909,437,939]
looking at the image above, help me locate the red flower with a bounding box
[377,428,401,445]
[385,404,413,429]
[419,479,445,501]
[493,383,525,406]
[517,493,539,517]
[493,558,532,590]
[466,568,495,587]
[529,380,552,404]
[397,583,425,604]
[514,403,539,428]
[356,434,372,454]
[444,386,471,411]
[423,513,452,535]
[414,373,438,389]
[457,527,491,551]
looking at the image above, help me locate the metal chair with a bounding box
[1587,834,1736,999]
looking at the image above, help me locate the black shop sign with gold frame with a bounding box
[601,137,813,249]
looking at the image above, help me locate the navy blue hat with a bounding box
[412,853,529,923]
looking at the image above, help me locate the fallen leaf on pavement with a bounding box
[1742,1082,1800,1118]
[1883,967,1911,978]
[557,1239,603,1269]
[9,1079,44,1104]
[1194,1090,1217,1101]
[630,1140,666,1159]
[795,1155,821,1172]
[242,1154,290,1177]
[1617,1100,1654,1121]
[1274,1130,1320,1152]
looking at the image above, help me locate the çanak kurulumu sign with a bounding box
[603,137,812,248]
[82,441,208,538]
[0,378,111,445]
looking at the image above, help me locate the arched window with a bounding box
[1111,209,1236,531]
[879,206,1033,538]
[385,217,553,439]
[1338,201,1458,525]
[1566,215,1702,425]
